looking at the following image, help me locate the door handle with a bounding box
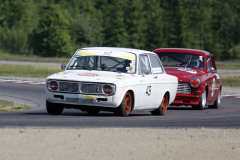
[153,76,158,79]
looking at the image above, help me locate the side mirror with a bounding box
[210,67,215,72]
[61,64,66,70]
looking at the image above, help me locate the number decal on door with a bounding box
[211,78,215,97]
[146,86,152,96]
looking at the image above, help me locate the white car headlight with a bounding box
[48,80,59,91]
[103,84,115,95]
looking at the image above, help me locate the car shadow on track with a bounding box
[23,110,152,117]
[168,106,193,110]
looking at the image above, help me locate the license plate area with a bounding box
[82,99,94,104]
[66,97,79,103]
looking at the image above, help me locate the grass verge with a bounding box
[0,63,239,87]
[0,64,61,78]
[216,61,240,69]
[0,100,32,112]
[221,75,240,87]
[0,50,69,63]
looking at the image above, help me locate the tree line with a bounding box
[0,0,240,60]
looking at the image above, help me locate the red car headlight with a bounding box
[190,78,200,88]
[48,80,58,91]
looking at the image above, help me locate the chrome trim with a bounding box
[47,80,116,95]
[58,81,79,93]
[177,82,191,94]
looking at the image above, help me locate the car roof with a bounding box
[80,47,154,55]
[153,48,211,56]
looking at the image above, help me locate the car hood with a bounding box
[46,70,135,84]
[164,67,205,82]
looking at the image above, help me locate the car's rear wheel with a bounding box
[115,92,132,117]
[151,93,169,115]
[209,89,221,109]
[192,89,207,110]
[46,100,64,115]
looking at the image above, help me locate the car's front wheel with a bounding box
[192,89,207,110]
[46,100,64,115]
[115,92,132,117]
[151,93,169,115]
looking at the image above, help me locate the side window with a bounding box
[149,54,163,74]
[210,57,216,71]
[207,57,211,72]
[139,55,151,75]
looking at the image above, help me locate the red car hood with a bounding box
[164,67,205,82]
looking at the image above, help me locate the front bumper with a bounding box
[46,91,118,108]
[171,93,201,105]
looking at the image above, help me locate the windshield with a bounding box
[156,52,205,69]
[67,52,136,74]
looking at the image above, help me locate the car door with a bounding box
[206,56,216,102]
[148,54,166,106]
[138,54,157,108]
[210,55,221,101]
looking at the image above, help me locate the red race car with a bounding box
[153,48,222,110]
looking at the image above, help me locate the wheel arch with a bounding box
[205,85,209,96]
[165,91,170,104]
[202,84,209,98]
[127,90,135,111]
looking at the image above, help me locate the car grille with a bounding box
[58,81,79,93]
[80,83,103,94]
[177,82,191,94]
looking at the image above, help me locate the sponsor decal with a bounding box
[118,56,136,60]
[60,72,69,78]
[86,95,96,100]
[104,51,112,56]
[75,52,96,57]
[111,75,126,78]
[79,73,99,77]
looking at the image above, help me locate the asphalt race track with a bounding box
[0,82,239,128]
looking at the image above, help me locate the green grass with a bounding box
[0,64,61,78]
[0,100,32,112]
[0,50,239,87]
[1,50,240,69]
[221,75,240,87]
[0,50,69,63]
[216,61,240,69]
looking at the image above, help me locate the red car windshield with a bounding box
[156,52,205,69]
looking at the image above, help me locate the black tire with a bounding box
[46,100,64,115]
[209,89,221,109]
[86,109,100,115]
[192,89,207,110]
[151,93,169,116]
[114,92,132,117]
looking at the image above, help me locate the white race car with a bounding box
[46,47,178,116]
